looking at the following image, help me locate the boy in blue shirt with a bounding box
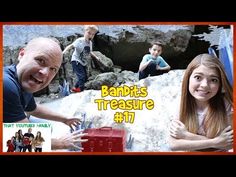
[138,42,170,80]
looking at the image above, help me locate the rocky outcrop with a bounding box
[3,25,194,68]
[3,25,194,95]
[96,25,194,70]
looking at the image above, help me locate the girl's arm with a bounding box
[169,136,215,151]
[169,126,233,151]
[170,119,208,140]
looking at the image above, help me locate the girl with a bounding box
[7,136,15,152]
[17,129,24,152]
[14,132,23,152]
[33,131,45,152]
[169,54,233,151]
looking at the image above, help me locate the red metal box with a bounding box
[81,127,126,152]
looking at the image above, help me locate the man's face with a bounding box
[16,39,62,93]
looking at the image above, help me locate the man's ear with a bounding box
[18,48,25,60]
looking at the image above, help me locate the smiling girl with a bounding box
[169,54,233,152]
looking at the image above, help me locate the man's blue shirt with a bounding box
[3,65,36,122]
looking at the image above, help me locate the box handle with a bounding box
[99,126,112,131]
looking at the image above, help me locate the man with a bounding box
[3,37,87,150]
[22,128,34,152]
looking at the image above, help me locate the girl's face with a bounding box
[15,132,19,137]
[189,65,220,104]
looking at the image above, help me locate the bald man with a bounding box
[4,37,78,128]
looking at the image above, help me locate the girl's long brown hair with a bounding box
[35,131,45,142]
[180,54,232,138]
